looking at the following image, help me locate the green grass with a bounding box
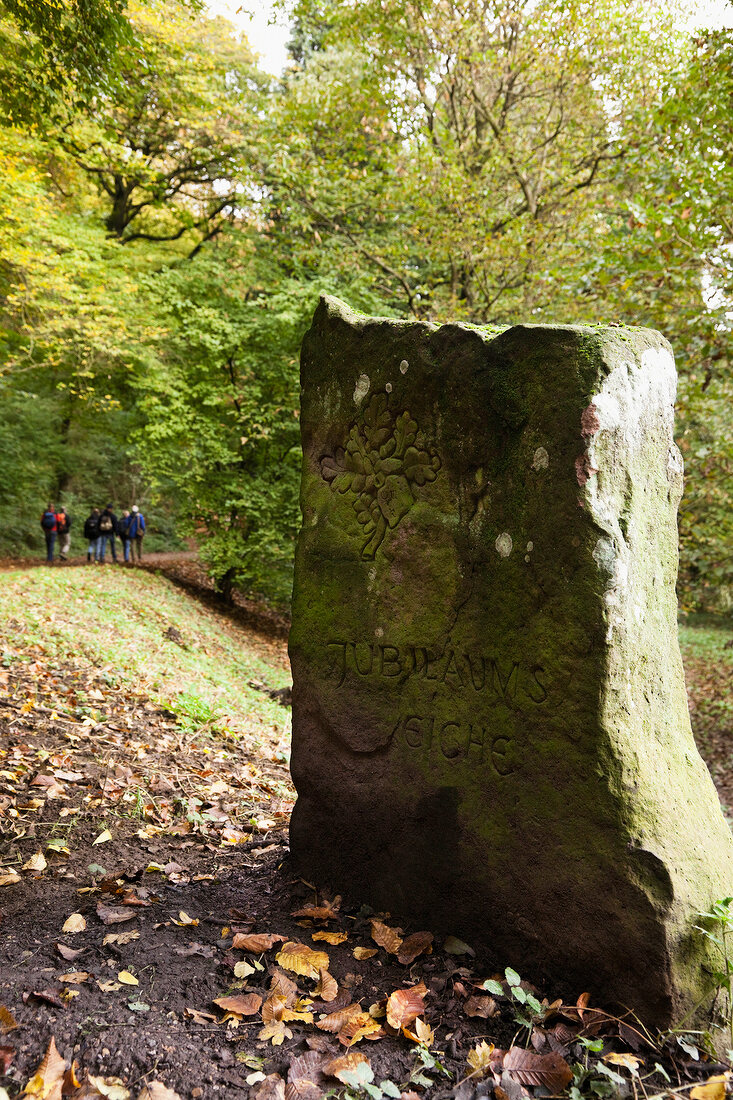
[0,567,291,755]
[679,613,733,665]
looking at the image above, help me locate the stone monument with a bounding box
[289,295,733,1025]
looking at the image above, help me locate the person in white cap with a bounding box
[127,505,146,562]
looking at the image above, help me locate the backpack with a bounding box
[99,514,113,533]
[41,511,56,530]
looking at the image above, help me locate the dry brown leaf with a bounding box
[313,968,338,1003]
[183,1008,218,1024]
[323,1051,371,1082]
[232,933,287,952]
[269,969,298,1004]
[386,982,427,1029]
[23,1036,66,1100]
[59,972,90,984]
[102,930,139,946]
[370,919,403,955]
[690,1077,730,1100]
[464,995,498,1018]
[316,1003,363,1033]
[262,993,289,1024]
[81,1074,130,1098]
[352,947,378,960]
[338,1013,385,1046]
[276,942,329,980]
[603,1052,641,1073]
[397,931,433,965]
[137,1081,183,1100]
[56,944,85,962]
[259,1021,292,1046]
[503,1046,573,1091]
[0,1006,17,1032]
[286,1051,327,1096]
[291,897,341,922]
[213,993,262,1017]
[402,1018,434,1046]
[252,1073,286,1100]
[22,851,47,873]
[117,971,138,986]
[312,931,348,945]
[0,871,21,886]
[96,904,136,926]
[281,1006,314,1024]
[467,1041,495,1077]
[62,913,86,933]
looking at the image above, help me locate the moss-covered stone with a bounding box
[289,294,733,1027]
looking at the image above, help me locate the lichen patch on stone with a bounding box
[353,373,370,405]
[495,532,513,557]
[532,446,549,470]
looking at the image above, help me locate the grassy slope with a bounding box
[0,567,292,759]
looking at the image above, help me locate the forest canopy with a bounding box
[0,0,730,609]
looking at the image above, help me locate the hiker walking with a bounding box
[128,505,146,562]
[98,504,118,564]
[83,508,101,563]
[40,503,57,563]
[118,509,132,563]
[56,507,72,561]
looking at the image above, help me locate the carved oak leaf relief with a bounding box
[320,393,441,558]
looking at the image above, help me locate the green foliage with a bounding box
[483,966,548,1035]
[695,897,733,1048]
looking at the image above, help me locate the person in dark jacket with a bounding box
[118,510,132,563]
[83,509,101,563]
[56,507,72,561]
[127,505,146,562]
[98,504,118,563]
[40,503,57,563]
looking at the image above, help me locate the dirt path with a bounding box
[0,567,729,1099]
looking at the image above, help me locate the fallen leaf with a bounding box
[313,969,338,1003]
[464,994,498,1018]
[232,933,287,952]
[46,839,70,856]
[173,911,198,927]
[397,931,433,965]
[59,971,90,984]
[312,931,348,945]
[137,1082,183,1100]
[276,942,329,980]
[97,981,121,992]
[370,920,403,954]
[338,1013,384,1046]
[0,872,21,887]
[234,961,256,978]
[690,1076,730,1100]
[62,913,86,933]
[0,1006,17,1032]
[103,930,139,946]
[84,1075,130,1099]
[213,994,262,1016]
[467,1040,495,1077]
[23,1036,66,1100]
[259,1021,292,1046]
[56,943,85,962]
[316,1004,363,1033]
[503,1047,573,1091]
[183,1008,218,1024]
[403,1017,435,1046]
[252,1073,286,1099]
[386,983,428,1029]
[0,1045,15,1073]
[603,1052,641,1074]
[286,1051,328,1100]
[92,830,113,846]
[352,947,378,961]
[23,851,47,873]
[25,989,65,1009]
[291,897,341,922]
[443,935,475,956]
[117,971,139,986]
[323,1051,371,1083]
[97,904,136,926]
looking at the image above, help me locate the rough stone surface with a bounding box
[289,294,733,1026]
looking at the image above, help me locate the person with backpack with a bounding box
[117,509,132,563]
[128,505,146,562]
[55,507,72,561]
[98,503,118,563]
[83,508,101,563]
[40,503,57,563]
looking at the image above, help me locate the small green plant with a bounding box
[483,966,548,1034]
[695,896,733,1048]
[338,1062,402,1099]
[175,691,222,736]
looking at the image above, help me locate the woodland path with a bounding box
[0,563,731,1100]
